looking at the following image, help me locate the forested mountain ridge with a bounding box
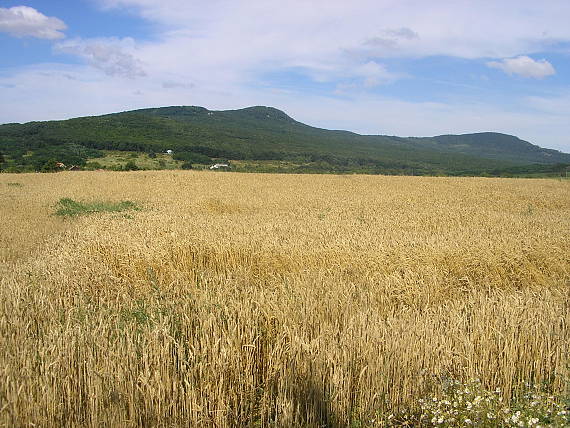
[1,105,569,175]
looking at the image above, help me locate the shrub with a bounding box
[85,161,103,170]
[173,151,211,164]
[123,161,139,171]
[40,159,60,172]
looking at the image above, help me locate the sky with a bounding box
[1,0,569,152]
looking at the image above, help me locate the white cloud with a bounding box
[55,38,146,78]
[487,56,556,79]
[0,6,66,39]
[88,0,570,91]
[361,27,420,53]
[96,0,570,59]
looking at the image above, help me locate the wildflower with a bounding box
[528,417,539,425]
[464,418,472,424]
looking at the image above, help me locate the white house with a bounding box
[209,163,230,170]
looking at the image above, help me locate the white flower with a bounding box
[528,417,539,425]
[464,418,472,424]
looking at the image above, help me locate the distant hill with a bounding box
[1,105,569,176]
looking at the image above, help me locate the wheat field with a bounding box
[0,171,568,427]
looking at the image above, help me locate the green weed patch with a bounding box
[55,198,141,217]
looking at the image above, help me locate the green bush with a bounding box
[173,151,211,164]
[40,159,60,172]
[85,161,103,170]
[123,160,139,171]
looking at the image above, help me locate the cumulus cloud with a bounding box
[0,6,66,39]
[364,27,419,50]
[56,38,146,78]
[353,61,402,87]
[95,0,570,59]
[487,56,556,79]
[92,0,570,93]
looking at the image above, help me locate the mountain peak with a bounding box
[231,106,295,122]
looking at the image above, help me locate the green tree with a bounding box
[40,159,60,172]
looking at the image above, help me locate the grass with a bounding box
[54,197,141,217]
[87,151,185,170]
[0,170,568,427]
[6,182,23,187]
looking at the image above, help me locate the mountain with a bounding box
[1,105,569,175]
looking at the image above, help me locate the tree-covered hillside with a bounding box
[1,105,569,176]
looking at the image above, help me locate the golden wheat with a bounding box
[0,171,568,427]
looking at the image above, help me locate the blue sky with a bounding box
[1,0,570,152]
